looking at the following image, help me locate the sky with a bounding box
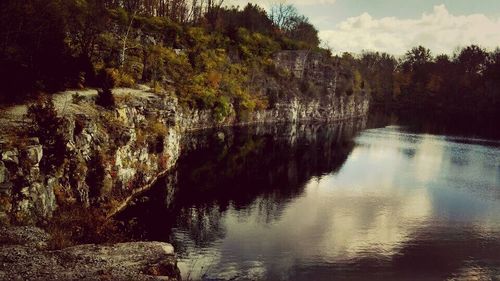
[227,0,500,55]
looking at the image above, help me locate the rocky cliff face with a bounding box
[0,51,369,225]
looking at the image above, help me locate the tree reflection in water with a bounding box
[120,119,367,246]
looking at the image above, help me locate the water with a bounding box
[121,114,500,281]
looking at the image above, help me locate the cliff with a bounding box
[0,51,369,225]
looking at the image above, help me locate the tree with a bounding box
[64,0,109,59]
[357,51,397,104]
[119,9,138,68]
[240,4,274,34]
[484,48,500,112]
[270,3,298,31]
[206,0,224,30]
[269,4,319,47]
[286,16,319,47]
[455,45,488,76]
[402,46,433,71]
[392,46,434,108]
[0,0,70,101]
[219,4,274,37]
[64,0,112,85]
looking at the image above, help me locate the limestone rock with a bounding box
[0,161,7,183]
[24,145,43,165]
[2,149,19,165]
[0,227,181,281]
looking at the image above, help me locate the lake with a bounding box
[121,113,500,281]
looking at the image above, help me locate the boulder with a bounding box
[0,227,181,281]
[2,149,19,165]
[24,145,43,165]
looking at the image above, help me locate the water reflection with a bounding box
[121,118,500,281]
[123,120,365,242]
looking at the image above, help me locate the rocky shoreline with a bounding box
[0,226,180,281]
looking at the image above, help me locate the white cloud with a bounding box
[320,4,500,55]
[226,0,335,10]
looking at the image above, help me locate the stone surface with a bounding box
[1,149,18,165]
[0,227,180,281]
[0,161,6,184]
[24,145,43,165]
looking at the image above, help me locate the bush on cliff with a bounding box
[27,97,67,175]
[86,151,107,201]
[96,68,117,109]
[96,88,116,109]
[47,205,124,250]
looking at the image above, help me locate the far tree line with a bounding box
[345,45,500,115]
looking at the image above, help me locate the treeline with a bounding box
[349,45,500,115]
[0,0,321,110]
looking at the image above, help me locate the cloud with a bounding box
[319,5,500,55]
[226,0,335,10]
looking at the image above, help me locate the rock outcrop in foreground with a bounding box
[0,227,180,281]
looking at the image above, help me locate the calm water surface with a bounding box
[122,114,500,281]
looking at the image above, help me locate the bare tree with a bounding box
[189,0,206,24]
[270,3,298,31]
[206,0,224,30]
[104,0,208,24]
[119,9,138,68]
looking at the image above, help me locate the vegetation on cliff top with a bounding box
[1,1,497,116]
[0,0,325,120]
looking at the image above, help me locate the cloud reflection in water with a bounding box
[123,122,500,281]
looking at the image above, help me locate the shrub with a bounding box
[97,68,119,90]
[99,111,129,152]
[214,96,232,122]
[135,128,146,145]
[71,92,85,104]
[353,70,363,94]
[276,36,310,50]
[117,72,135,87]
[27,97,67,175]
[186,27,225,50]
[151,82,166,96]
[95,67,135,88]
[86,151,107,201]
[144,46,192,87]
[96,88,116,109]
[95,68,117,109]
[46,205,124,250]
[148,120,168,136]
[145,120,168,154]
[236,28,280,60]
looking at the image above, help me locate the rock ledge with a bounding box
[0,227,180,281]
